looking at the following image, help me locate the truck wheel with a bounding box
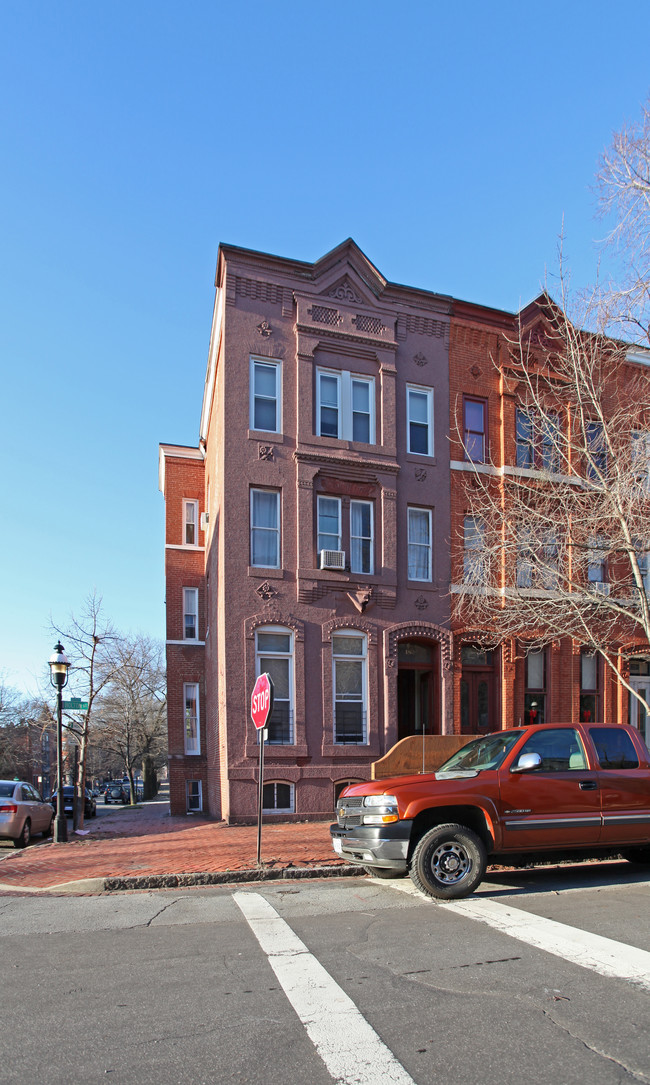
[363,866,407,880]
[410,823,487,900]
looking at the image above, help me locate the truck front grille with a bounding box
[337,796,363,827]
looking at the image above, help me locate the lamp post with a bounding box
[49,641,70,843]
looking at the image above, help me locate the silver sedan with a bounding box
[0,780,54,847]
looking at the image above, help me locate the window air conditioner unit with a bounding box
[200,512,209,530]
[320,549,346,570]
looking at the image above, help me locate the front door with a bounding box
[461,673,493,734]
[397,640,438,740]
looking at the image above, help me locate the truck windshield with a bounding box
[439,731,524,772]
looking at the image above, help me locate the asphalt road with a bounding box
[2,862,649,1085]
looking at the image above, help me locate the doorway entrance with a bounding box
[397,640,439,740]
[460,644,494,734]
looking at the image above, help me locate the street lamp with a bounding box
[48,641,70,843]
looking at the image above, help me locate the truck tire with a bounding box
[410,823,487,900]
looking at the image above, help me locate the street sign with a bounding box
[251,673,273,730]
[62,698,88,710]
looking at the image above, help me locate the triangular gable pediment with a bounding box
[312,239,387,304]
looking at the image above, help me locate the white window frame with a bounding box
[183,683,200,755]
[317,495,342,553]
[186,780,202,812]
[316,369,375,444]
[250,488,281,569]
[255,626,295,745]
[183,588,199,641]
[262,781,295,814]
[350,500,374,575]
[332,631,368,745]
[407,507,432,582]
[250,357,282,434]
[588,535,608,585]
[183,500,199,546]
[406,385,434,457]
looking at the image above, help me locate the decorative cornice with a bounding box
[293,449,400,475]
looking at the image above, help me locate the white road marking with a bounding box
[233,890,416,1085]
[381,879,650,991]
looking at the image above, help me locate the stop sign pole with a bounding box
[251,672,274,865]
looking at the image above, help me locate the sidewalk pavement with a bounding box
[0,794,355,895]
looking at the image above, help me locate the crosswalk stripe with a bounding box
[382,879,650,991]
[233,890,417,1085]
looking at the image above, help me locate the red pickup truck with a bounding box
[331,722,650,899]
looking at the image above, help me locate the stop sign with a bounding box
[251,672,274,730]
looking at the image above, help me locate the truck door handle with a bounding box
[579,780,598,790]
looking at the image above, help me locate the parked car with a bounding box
[0,780,54,847]
[50,786,97,819]
[104,783,129,805]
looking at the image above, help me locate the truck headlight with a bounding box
[361,794,398,825]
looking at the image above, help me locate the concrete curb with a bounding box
[0,865,360,895]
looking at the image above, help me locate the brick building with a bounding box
[160,240,649,821]
[160,239,456,821]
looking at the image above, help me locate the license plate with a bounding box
[332,837,343,854]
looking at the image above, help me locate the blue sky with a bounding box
[1,1,649,696]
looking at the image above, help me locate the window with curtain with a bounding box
[407,507,432,581]
[350,500,373,574]
[256,628,294,744]
[316,370,374,443]
[317,496,341,553]
[250,489,280,568]
[333,633,367,744]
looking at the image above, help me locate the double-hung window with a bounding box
[464,516,486,585]
[463,397,486,463]
[517,408,561,471]
[407,385,434,456]
[350,501,373,574]
[183,683,200,754]
[186,781,202,812]
[333,633,367,744]
[586,421,606,480]
[524,648,546,724]
[316,370,374,443]
[256,628,294,744]
[183,588,199,640]
[250,489,280,568]
[250,358,281,433]
[407,507,432,581]
[184,500,199,545]
[588,535,608,591]
[317,496,342,553]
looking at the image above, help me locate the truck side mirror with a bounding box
[511,751,542,774]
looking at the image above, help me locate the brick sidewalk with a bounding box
[0,796,348,893]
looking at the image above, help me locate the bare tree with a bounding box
[455,287,650,707]
[94,635,167,802]
[596,97,650,344]
[51,592,119,829]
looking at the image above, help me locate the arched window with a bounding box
[332,632,367,744]
[255,626,294,744]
